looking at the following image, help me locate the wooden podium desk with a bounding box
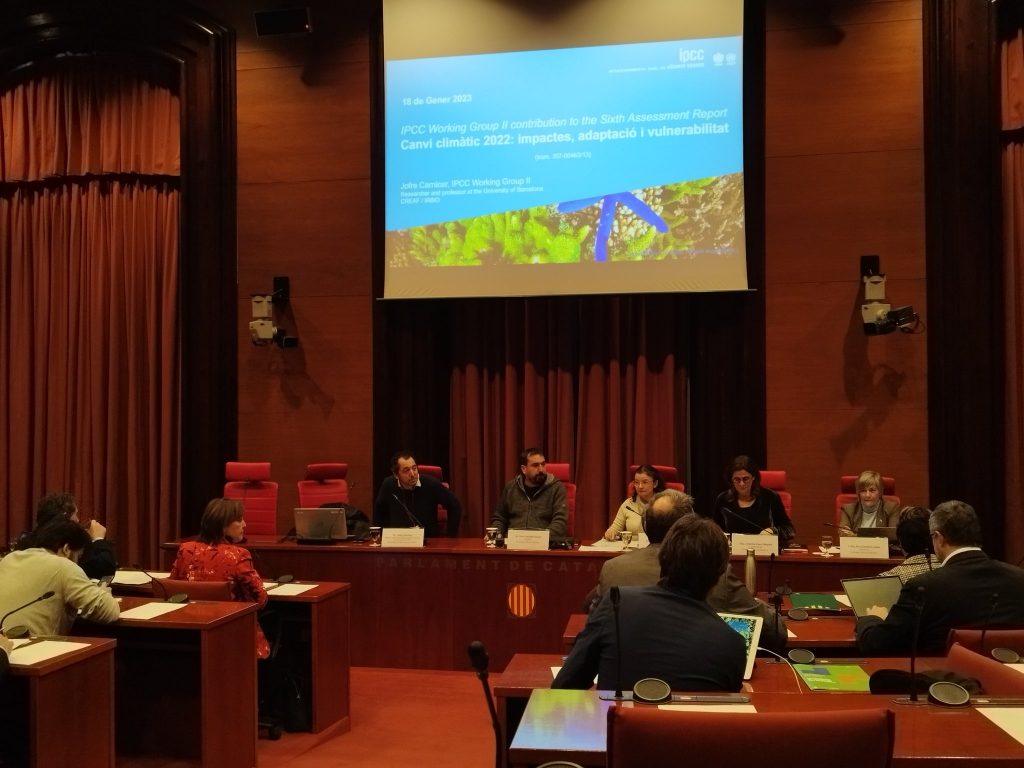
[508,688,1024,767]
[265,581,352,735]
[77,597,258,768]
[161,537,894,671]
[1,637,116,768]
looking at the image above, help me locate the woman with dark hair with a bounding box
[169,498,269,658]
[877,506,935,584]
[603,464,665,541]
[711,455,795,545]
[0,519,119,637]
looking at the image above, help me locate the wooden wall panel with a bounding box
[764,1,928,531]
[223,0,377,534]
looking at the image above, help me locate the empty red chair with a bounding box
[224,461,278,536]
[297,462,349,507]
[759,469,792,517]
[941,642,1024,695]
[545,463,575,536]
[607,706,894,768]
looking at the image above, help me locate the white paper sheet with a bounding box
[112,569,170,585]
[265,582,318,596]
[10,640,91,665]
[118,602,189,620]
[978,708,1024,747]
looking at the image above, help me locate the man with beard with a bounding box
[491,448,568,538]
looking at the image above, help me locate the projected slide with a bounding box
[382,4,748,298]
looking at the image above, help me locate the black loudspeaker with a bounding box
[254,8,312,37]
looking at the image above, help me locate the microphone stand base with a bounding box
[598,690,634,701]
[892,696,928,706]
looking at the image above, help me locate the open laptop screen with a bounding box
[718,612,763,680]
[293,507,347,542]
[841,575,903,619]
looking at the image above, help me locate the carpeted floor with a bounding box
[258,666,496,767]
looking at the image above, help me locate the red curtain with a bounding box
[449,295,689,542]
[0,57,180,565]
[1003,22,1024,568]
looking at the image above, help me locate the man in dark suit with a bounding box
[586,489,787,652]
[373,451,463,537]
[856,500,1024,655]
[552,513,746,692]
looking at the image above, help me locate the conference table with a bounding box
[112,572,352,736]
[76,596,259,768]
[167,536,898,670]
[507,688,1024,767]
[1,637,116,768]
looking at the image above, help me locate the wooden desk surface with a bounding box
[508,688,1024,767]
[3,637,117,768]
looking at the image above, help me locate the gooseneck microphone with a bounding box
[392,493,424,529]
[467,641,501,768]
[599,586,632,701]
[896,585,926,705]
[1,590,55,637]
[132,564,187,604]
[980,592,999,654]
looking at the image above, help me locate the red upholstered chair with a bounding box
[416,464,454,533]
[835,475,899,525]
[607,706,894,768]
[941,642,1024,695]
[545,463,575,537]
[224,461,279,536]
[626,463,684,496]
[154,577,232,601]
[759,469,792,517]
[296,462,349,507]
[947,627,1024,656]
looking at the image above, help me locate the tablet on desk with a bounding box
[841,575,902,618]
[718,612,763,680]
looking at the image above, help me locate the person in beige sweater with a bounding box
[0,519,119,637]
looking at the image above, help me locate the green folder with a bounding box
[794,664,871,692]
[790,592,841,610]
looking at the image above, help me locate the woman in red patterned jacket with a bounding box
[169,498,269,658]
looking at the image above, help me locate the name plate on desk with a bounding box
[730,534,778,557]
[839,537,889,559]
[506,529,550,551]
[381,528,426,548]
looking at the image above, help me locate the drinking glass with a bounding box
[621,530,634,549]
[484,527,499,548]
[368,526,382,547]
[819,534,833,558]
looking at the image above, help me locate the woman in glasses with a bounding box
[603,464,665,541]
[712,455,794,545]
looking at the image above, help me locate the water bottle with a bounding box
[744,548,757,594]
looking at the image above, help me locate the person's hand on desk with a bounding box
[759,528,775,536]
[0,634,12,657]
[865,605,889,619]
[837,526,856,538]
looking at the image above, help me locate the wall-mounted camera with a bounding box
[860,255,919,335]
[249,276,298,348]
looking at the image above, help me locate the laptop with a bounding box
[841,575,903,619]
[718,612,763,680]
[857,526,898,542]
[294,507,347,544]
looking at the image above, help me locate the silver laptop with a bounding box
[718,612,763,680]
[294,507,346,543]
[841,575,903,619]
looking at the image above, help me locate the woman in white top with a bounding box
[603,465,665,540]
